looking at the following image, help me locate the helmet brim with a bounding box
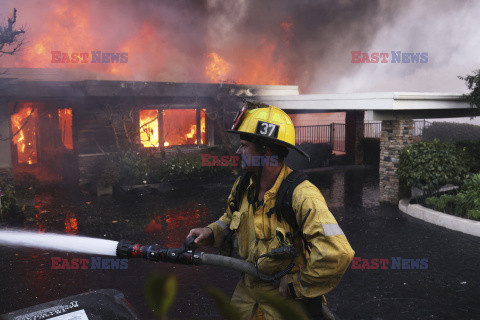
[227,130,310,162]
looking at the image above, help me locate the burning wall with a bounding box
[9,102,74,184]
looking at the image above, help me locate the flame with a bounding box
[58,108,73,149]
[163,109,205,146]
[185,125,196,139]
[235,39,289,85]
[206,52,231,83]
[2,1,292,86]
[205,41,289,85]
[64,212,78,234]
[139,109,205,148]
[11,105,38,164]
[139,109,159,148]
[106,22,164,78]
[14,0,95,69]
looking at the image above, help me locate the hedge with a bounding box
[398,139,469,193]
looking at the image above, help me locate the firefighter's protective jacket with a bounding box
[207,164,355,299]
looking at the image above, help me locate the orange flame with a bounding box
[139,109,205,148]
[235,39,289,85]
[139,109,159,148]
[58,108,73,149]
[11,105,38,164]
[206,52,230,83]
[65,212,78,234]
[15,0,95,69]
[163,109,205,146]
[2,1,292,86]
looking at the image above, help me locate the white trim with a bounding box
[399,199,480,237]
[257,92,470,112]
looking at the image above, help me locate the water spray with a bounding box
[0,230,118,256]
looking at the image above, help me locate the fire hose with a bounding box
[116,237,340,320]
[117,237,294,282]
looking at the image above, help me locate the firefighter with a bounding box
[188,102,355,319]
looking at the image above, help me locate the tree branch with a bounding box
[0,8,26,56]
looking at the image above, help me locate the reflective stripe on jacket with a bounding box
[208,163,355,298]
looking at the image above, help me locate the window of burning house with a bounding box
[139,109,206,148]
[139,110,159,148]
[11,105,38,165]
[58,108,73,150]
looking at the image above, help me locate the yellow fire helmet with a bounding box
[227,100,310,160]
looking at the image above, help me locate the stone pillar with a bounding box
[0,99,13,182]
[345,111,364,164]
[379,120,415,204]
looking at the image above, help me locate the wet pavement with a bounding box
[1,167,479,320]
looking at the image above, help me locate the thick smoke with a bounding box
[333,0,480,95]
[0,0,479,97]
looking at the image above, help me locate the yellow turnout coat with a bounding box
[207,164,354,318]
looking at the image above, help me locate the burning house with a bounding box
[0,68,298,186]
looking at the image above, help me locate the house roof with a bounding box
[0,68,299,99]
[257,92,473,120]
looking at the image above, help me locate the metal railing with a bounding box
[414,120,432,136]
[363,120,432,138]
[295,123,345,152]
[295,120,432,152]
[364,122,382,138]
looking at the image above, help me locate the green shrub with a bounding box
[150,153,233,183]
[455,140,480,173]
[422,122,480,143]
[425,172,480,221]
[96,149,235,187]
[109,150,151,185]
[398,139,469,193]
[0,182,18,215]
[99,162,121,187]
[425,194,456,212]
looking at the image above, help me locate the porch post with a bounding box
[379,119,415,204]
[345,110,364,164]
